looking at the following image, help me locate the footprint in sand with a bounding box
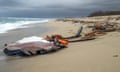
[113,55,119,57]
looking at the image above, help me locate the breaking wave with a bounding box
[0,17,49,33]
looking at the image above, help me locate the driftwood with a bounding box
[68,36,96,43]
[63,26,83,39]
[92,23,119,32]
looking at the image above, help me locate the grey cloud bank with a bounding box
[0,0,120,18]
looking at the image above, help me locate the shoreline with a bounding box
[0,22,49,47]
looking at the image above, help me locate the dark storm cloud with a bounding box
[0,0,23,7]
[87,0,120,10]
[0,0,120,17]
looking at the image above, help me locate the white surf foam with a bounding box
[0,56,6,61]
[0,19,49,34]
[0,49,7,61]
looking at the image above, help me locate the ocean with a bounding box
[0,17,49,34]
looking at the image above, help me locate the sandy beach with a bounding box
[0,15,120,72]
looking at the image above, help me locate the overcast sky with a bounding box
[0,0,120,18]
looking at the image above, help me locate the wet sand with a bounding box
[0,15,120,72]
